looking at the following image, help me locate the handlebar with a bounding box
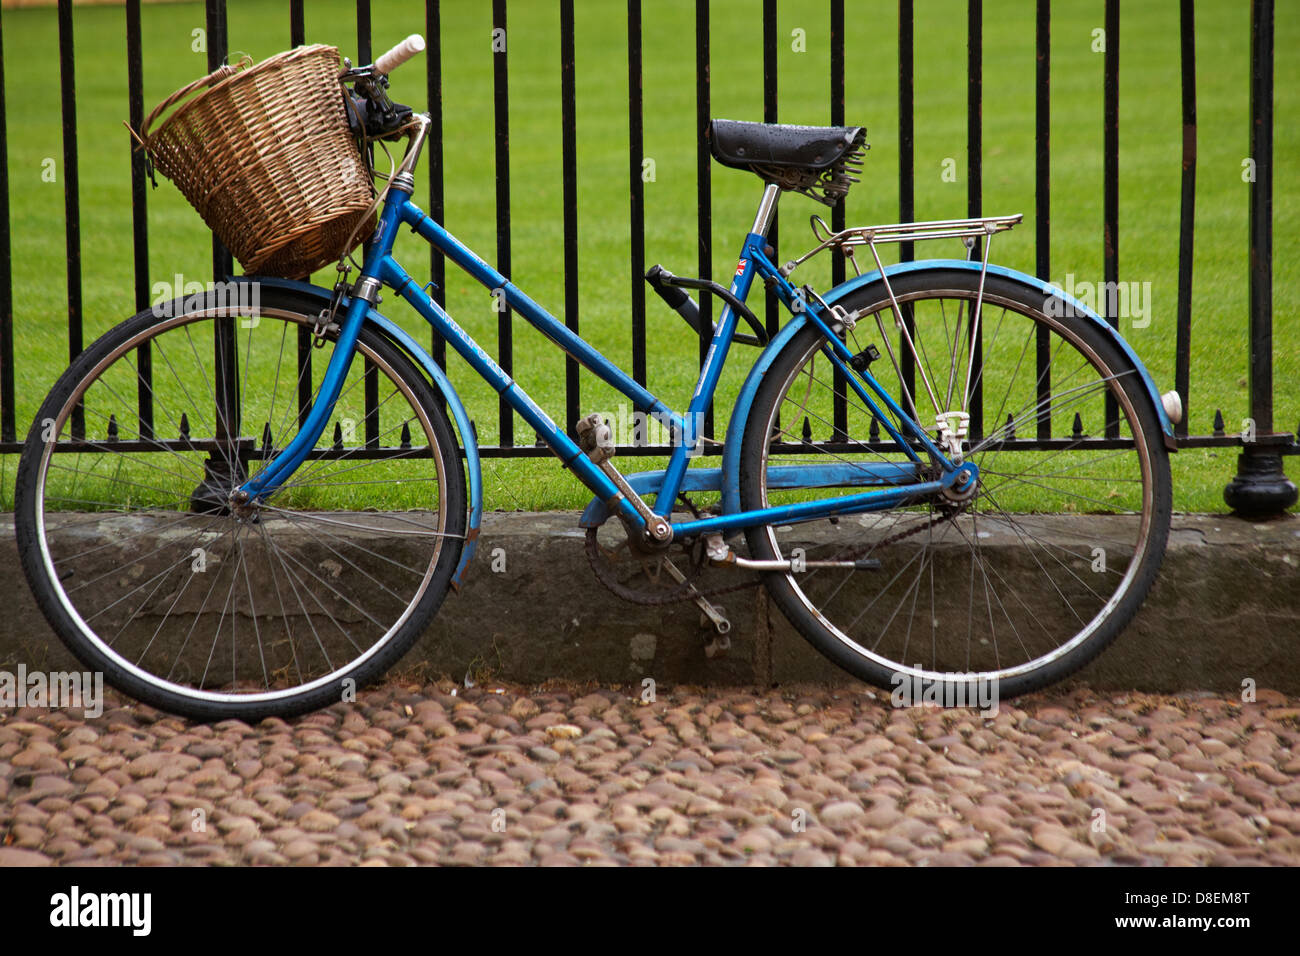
[343,34,426,141]
[374,34,425,76]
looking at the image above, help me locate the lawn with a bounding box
[1,0,1297,514]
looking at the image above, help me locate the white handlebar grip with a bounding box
[374,34,426,75]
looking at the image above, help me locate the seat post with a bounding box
[750,183,781,238]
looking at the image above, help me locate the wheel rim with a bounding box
[752,284,1159,687]
[29,306,454,708]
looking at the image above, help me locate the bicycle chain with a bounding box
[585,493,969,607]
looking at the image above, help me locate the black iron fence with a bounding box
[0,0,1295,514]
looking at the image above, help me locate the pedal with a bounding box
[694,599,731,637]
[576,412,614,465]
[659,555,731,647]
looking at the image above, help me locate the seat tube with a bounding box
[752,183,781,238]
[651,185,782,516]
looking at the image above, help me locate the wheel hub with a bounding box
[940,464,980,504]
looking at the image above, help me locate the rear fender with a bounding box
[719,259,1175,516]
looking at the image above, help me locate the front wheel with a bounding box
[739,268,1171,700]
[14,287,467,721]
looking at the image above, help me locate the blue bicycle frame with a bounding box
[238,161,973,540]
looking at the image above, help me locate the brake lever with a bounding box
[341,69,412,141]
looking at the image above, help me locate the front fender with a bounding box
[720,259,1175,517]
[235,276,483,589]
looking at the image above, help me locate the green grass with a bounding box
[2,0,1297,514]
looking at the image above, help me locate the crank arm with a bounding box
[660,558,731,636]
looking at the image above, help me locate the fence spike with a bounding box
[869,416,880,442]
[801,416,813,443]
[1072,412,1084,439]
[332,421,343,450]
[179,413,190,441]
[107,415,118,441]
[1005,413,1015,440]
[261,422,273,455]
[400,421,412,449]
[1212,409,1225,437]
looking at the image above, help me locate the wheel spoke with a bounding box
[18,304,464,719]
[742,275,1166,693]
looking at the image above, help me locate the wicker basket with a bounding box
[137,45,375,278]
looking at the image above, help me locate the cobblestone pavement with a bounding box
[2,681,1299,866]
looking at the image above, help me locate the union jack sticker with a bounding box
[735,258,748,277]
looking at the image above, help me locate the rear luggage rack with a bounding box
[780,213,1023,278]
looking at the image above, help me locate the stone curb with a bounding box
[2,512,1297,693]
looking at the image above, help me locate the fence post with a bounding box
[1223,0,1297,516]
[0,5,13,445]
[58,0,83,439]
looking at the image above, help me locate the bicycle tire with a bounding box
[739,268,1171,700]
[15,287,466,721]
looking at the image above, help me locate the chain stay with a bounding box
[585,493,969,606]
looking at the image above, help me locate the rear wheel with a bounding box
[15,288,466,721]
[739,269,1171,699]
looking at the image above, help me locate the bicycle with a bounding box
[14,36,1180,721]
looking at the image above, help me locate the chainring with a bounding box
[583,520,712,605]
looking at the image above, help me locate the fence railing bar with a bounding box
[1035,0,1051,440]
[126,0,152,440]
[898,0,914,264]
[289,0,313,431]
[0,3,12,443]
[206,0,239,455]
[830,0,847,442]
[1103,0,1119,438]
[205,0,232,284]
[1175,0,1196,440]
[560,0,579,437]
[896,0,916,425]
[1247,0,1273,435]
[356,0,371,63]
[627,0,646,389]
[762,0,779,342]
[356,0,379,448]
[126,0,148,313]
[695,0,713,438]
[967,0,983,440]
[296,330,312,430]
[492,0,513,447]
[426,1,446,371]
[830,0,845,278]
[58,0,84,439]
